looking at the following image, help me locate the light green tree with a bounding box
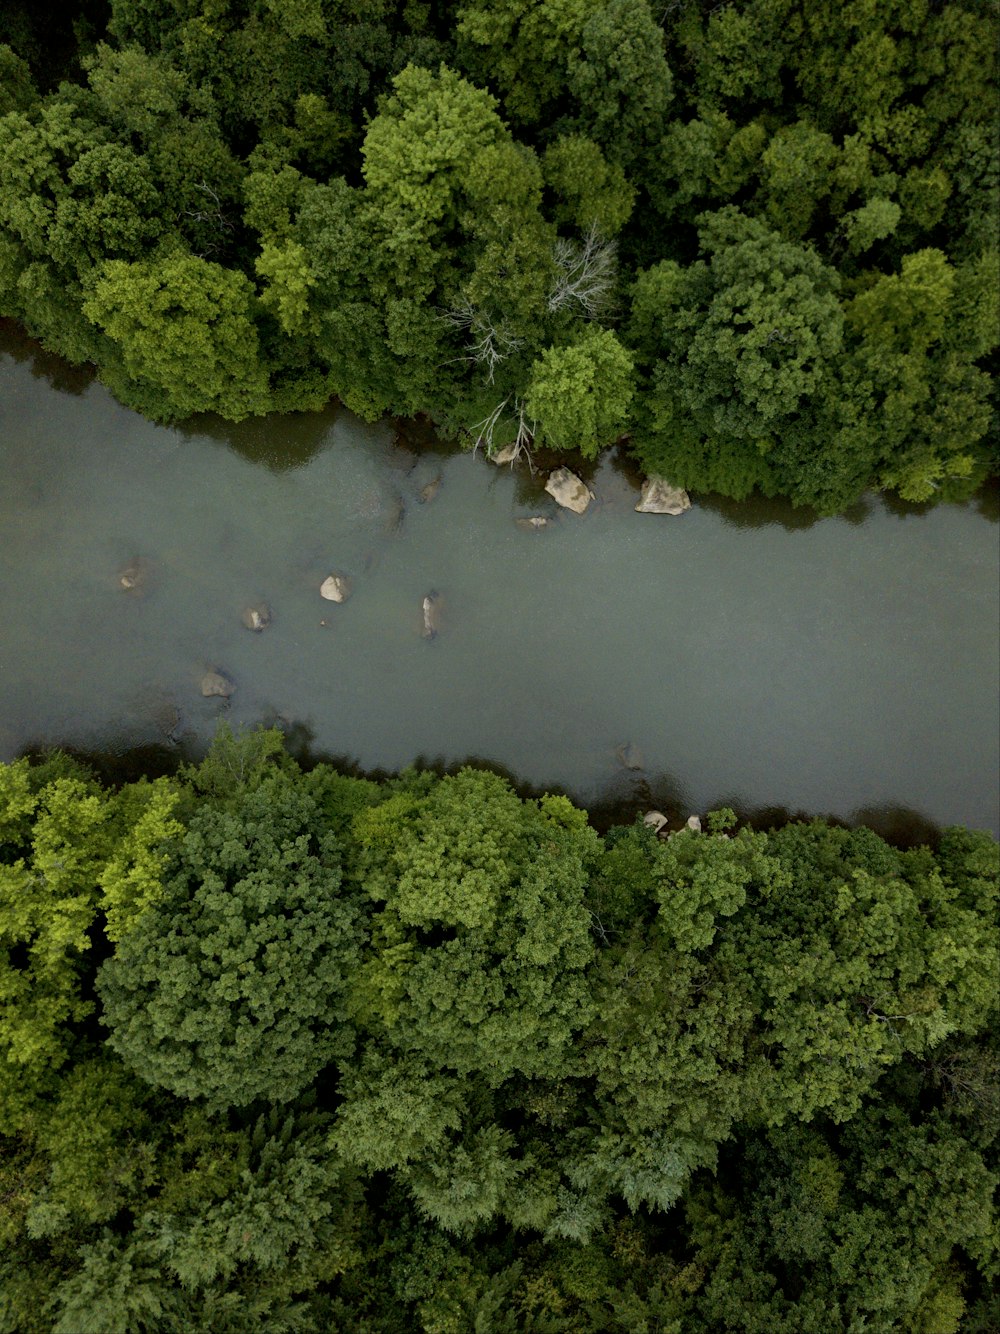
[525,326,634,457]
[82,252,269,420]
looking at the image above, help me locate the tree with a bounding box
[844,247,998,501]
[563,0,672,168]
[0,761,112,1133]
[82,252,269,421]
[98,772,364,1108]
[525,325,634,457]
[628,207,860,509]
[361,63,504,301]
[349,770,597,1083]
[543,136,635,237]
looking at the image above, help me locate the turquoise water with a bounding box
[2,325,998,834]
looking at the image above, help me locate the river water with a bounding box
[2,325,998,836]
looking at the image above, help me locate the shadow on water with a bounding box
[711,795,944,850]
[390,413,466,460]
[975,476,1000,523]
[17,740,185,788]
[849,803,946,849]
[178,403,340,471]
[0,318,94,396]
[13,726,952,850]
[695,489,874,532]
[881,476,999,524]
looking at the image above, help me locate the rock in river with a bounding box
[201,670,234,698]
[545,468,593,514]
[117,558,149,593]
[643,810,669,835]
[418,475,442,504]
[490,442,520,466]
[320,574,352,603]
[515,516,551,531]
[241,602,271,631]
[635,477,691,515]
[685,814,703,833]
[615,741,645,771]
[421,591,442,640]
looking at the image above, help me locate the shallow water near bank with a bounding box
[1,327,998,835]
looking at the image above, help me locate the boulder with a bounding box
[241,602,271,632]
[490,442,520,466]
[320,574,352,603]
[643,810,669,835]
[685,814,703,833]
[635,477,691,515]
[545,468,593,514]
[201,671,234,698]
[515,516,551,531]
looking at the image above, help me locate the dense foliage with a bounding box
[1,728,997,1331]
[1,0,997,511]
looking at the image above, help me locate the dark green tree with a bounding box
[98,771,364,1108]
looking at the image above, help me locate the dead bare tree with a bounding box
[442,302,523,385]
[547,223,617,318]
[181,181,234,257]
[468,395,537,469]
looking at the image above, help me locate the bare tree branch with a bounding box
[468,396,537,470]
[441,302,523,385]
[547,223,617,318]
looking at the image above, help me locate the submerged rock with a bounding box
[515,516,552,531]
[418,475,442,504]
[421,591,442,640]
[201,670,234,698]
[384,493,405,533]
[241,602,271,632]
[615,741,645,771]
[545,468,593,514]
[635,477,691,515]
[117,558,149,593]
[320,574,352,603]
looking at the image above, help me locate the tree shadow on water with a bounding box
[850,803,944,849]
[0,318,94,397]
[709,794,944,850]
[16,739,184,788]
[177,404,340,472]
[696,489,874,532]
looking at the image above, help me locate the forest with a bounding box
[2,2,999,1330]
[0,0,998,512]
[0,727,997,1332]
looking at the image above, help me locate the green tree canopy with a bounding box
[98,772,364,1108]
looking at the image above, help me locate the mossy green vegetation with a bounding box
[0,0,997,511]
[1,728,997,1332]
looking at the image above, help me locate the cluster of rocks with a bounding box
[118,554,445,702]
[120,451,691,705]
[643,812,703,837]
[493,448,691,520]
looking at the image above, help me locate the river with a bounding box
[2,323,998,837]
